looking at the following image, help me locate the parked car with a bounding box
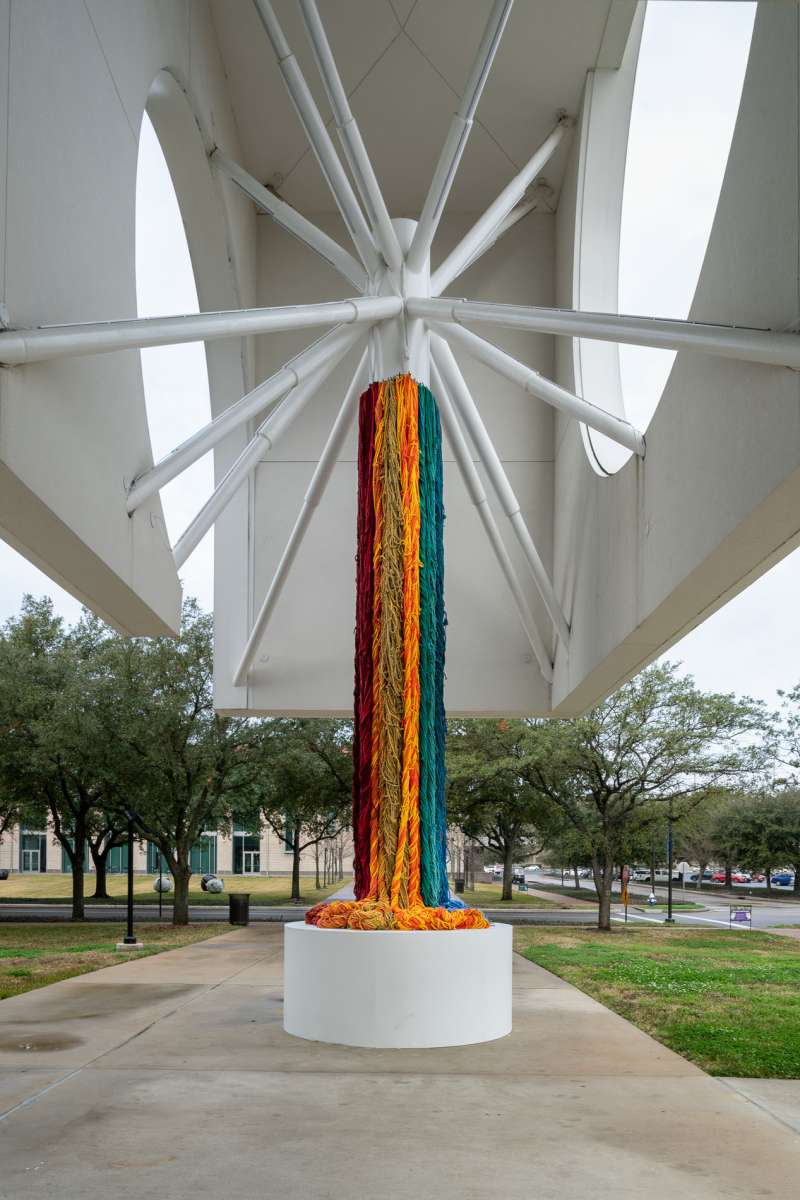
[731,872,751,884]
[512,870,526,885]
[688,870,714,882]
[751,873,766,883]
[771,872,794,887]
[631,868,651,882]
[711,872,727,883]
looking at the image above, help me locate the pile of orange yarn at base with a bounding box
[305,899,490,931]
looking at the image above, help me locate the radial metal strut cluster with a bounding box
[0,1,796,685]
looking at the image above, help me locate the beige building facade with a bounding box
[0,820,353,880]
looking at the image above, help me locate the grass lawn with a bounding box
[460,882,561,909]
[514,926,800,1077]
[0,922,221,1001]
[0,873,348,907]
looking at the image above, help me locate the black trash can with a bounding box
[229,892,251,926]
[454,876,465,894]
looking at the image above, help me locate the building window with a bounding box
[189,834,217,876]
[60,839,90,874]
[106,843,130,874]
[147,842,169,874]
[233,833,261,875]
[20,831,47,873]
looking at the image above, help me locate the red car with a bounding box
[712,871,750,884]
[711,872,727,883]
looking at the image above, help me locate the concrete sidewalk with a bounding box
[0,926,797,1198]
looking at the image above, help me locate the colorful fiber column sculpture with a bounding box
[305,375,488,932]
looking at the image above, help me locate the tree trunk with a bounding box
[501,840,514,901]
[697,860,707,891]
[314,843,320,890]
[573,865,580,889]
[765,865,772,896]
[291,822,302,901]
[172,864,191,926]
[793,864,800,895]
[92,852,109,900]
[725,859,732,889]
[592,854,614,931]
[71,824,86,920]
[338,844,343,880]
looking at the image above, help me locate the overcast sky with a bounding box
[1,1,796,707]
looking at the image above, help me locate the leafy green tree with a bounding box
[255,719,352,902]
[672,790,732,888]
[0,597,119,918]
[724,789,800,893]
[517,663,766,929]
[90,601,255,924]
[447,719,555,900]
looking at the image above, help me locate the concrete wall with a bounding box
[553,1,800,714]
[0,0,254,637]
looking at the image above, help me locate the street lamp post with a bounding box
[116,810,144,951]
[665,799,675,925]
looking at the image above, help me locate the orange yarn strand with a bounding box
[391,374,422,908]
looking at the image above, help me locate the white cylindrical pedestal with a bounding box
[283,920,512,1048]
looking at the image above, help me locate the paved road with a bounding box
[533,873,800,905]
[2,899,798,930]
[0,902,602,927]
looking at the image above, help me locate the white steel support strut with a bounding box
[409,296,800,372]
[210,151,367,290]
[172,356,336,568]
[431,333,570,646]
[298,0,402,273]
[427,317,645,456]
[125,318,378,513]
[430,360,553,681]
[252,0,381,276]
[458,184,554,276]
[431,115,572,296]
[0,296,393,367]
[233,350,368,686]
[406,0,514,273]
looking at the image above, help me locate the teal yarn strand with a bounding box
[430,392,453,908]
[418,383,443,907]
[416,383,451,908]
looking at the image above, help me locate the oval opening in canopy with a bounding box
[611,1,756,466]
[135,109,213,606]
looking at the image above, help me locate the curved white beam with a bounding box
[252,0,381,276]
[210,150,367,290]
[233,350,368,686]
[172,356,336,568]
[126,319,375,513]
[430,360,553,681]
[431,115,572,296]
[410,295,800,371]
[431,333,570,646]
[298,0,401,273]
[0,295,393,367]
[406,0,514,272]
[428,317,645,457]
